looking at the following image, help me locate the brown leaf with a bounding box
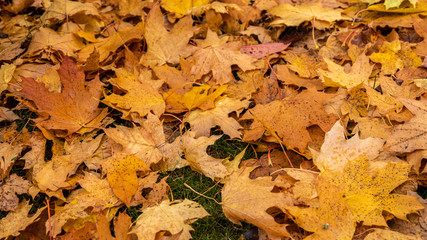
[0,174,31,211]
[20,57,107,137]
[243,88,338,153]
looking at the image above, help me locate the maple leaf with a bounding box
[364,228,423,240]
[287,174,356,240]
[0,142,23,179]
[370,40,422,75]
[383,98,427,152]
[164,84,227,113]
[282,50,325,78]
[0,174,31,211]
[104,114,166,167]
[33,134,104,191]
[0,200,46,239]
[49,173,121,237]
[103,155,150,206]
[103,68,165,119]
[318,53,373,89]
[324,157,424,226]
[0,63,16,93]
[269,2,350,28]
[140,5,197,67]
[312,121,385,172]
[114,212,133,240]
[184,97,249,138]
[26,28,84,59]
[129,199,209,240]
[20,57,107,136]
[243,88,338,153]
[78,22,144,63]
[189,29,261,84]
[153,57,196,95]
[41,0,99,22]
[222,167,294,239]
[161,0,211,17]
[182,131,230,179]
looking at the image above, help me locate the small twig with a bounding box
[46,197,53,240]
[11,119,30,144]
[264,58,283,100]
[312,16,319,50]
[184,183,222,205]
[193,181,220,201]
[352,9,368,26]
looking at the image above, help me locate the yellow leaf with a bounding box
[184,97,249,138]
[269,2,350,27]
[182,131,229,179]
[222,167,293,239]
[103,68,165,119]
[0,63,16,93]
[78,22,144,63]
[318,54,373,89]
[162,0,211,17]
[164,84,227,112]
[140,5,197,66]
[364,228,422,240]
[105,155,150,206]
[286,174,356,240]
[130,199,209,240]
[370,40,422,75]
[104,114,164,166]
[313,121,385,172]
[324,157,424,226]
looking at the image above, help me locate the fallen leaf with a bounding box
[103,68,165,119]
[140,5,197,66]
[286,175,356,240]
[104,114,165,167]
[20,57,107,136]
[184,97,249,138]
[0,174,31,211]
[104,155,150,206]
[114,212,133,240]
[324,157,424,226]
[243,88,338,152]
[0,63,16,93]
[129,199,209,240]
[240,42,290,59]
[383,98,427,152]
[269,3,350,28]
[161,0,211,17]
[364,228,422,240]
[222,167,293,239]
[182,131,229,179]
[0,142,23,179]
[164,84,227,113]
[78,22,144,62]
[189,29,261,84]
[370,40,422,75]
[318,53,373,89]
[0,200,46,239]
[313,121,385,172]
[26,28,84,58]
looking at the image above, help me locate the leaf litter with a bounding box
[0,0,426,239]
